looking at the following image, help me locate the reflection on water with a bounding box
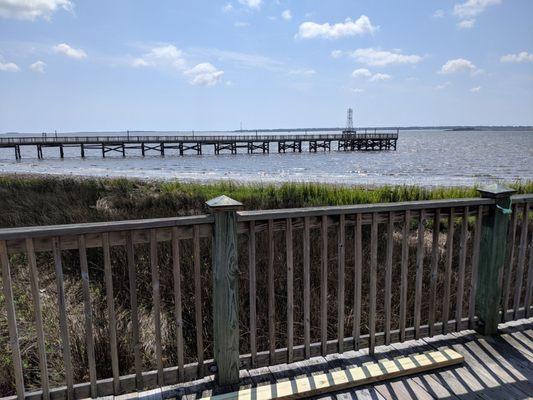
[0,130,531,187]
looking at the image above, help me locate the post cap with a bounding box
[477,184,516,199]
[206,195,243,212]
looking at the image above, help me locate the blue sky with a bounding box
[0,0,532,132]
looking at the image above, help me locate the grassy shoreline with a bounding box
[1,174,532,228]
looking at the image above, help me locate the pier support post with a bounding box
[37,145,43,159]
[160,143,165,156]
[475,184,515,335]
[59,145,64,158]
[14,145,21,160]
[122,144,126,157]
[80,144,85,158]
[207,195,243,386]
[141,143,145,157]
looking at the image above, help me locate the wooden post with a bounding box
[475,184,515,335]
[206,195,243,386]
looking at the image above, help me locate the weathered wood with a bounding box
[208,197,242,386]
[428,209,441,337]
[78,235,98,398]
[337,214,346,353]
[25,238,50,400]
[286,218,294,363]
[399,210,410,342]
[320,215,328,355]
[303,216,311,359]
[468,206,483,328]
[171,227,185,381]
[455,207,469,332]
[513,203,529,319]
[414,210,425,339]
[369,213,378,354]
[523,233,533,318]
[149,229,164,385]
[353,213,362,350]
[102,233,120,394]
[193,225,204,376]
[248,221,257,366]
[0,240,25,399]
[442,208,455,334]
[502,204,518,321]
[268,219,275,363]
[384,211,393,345]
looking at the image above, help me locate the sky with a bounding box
[0,0,532,132]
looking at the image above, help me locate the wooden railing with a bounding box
[0,189,531,399]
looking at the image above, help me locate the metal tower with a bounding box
[346,108,354,131]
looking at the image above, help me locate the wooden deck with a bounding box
[132,318,533,400]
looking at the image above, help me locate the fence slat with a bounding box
[248,221,257,366]
[513,203,529,319]
[102,233,120,394]
[171,227,185,381]
[79,234,98,398]
[399,210,410,342]
[414,210,426,339]
[26,238,50,400]
[369,213,378,355]
[268,219,275,363]
[320,215,328,356]
[384,211,393,345]
[468,206,483,328]
[303,216,311,358]
[286,218,294,363]
[193,225,204,376]
[126,232,143,389]
[0,240,25,399]
[428,209,441,337]
[149,229,164,385]
[455,207,469,331]
[502,204,518,321]
[52,237,74,399]
[523,233,533,318]
[442,208,455,334]
[337,214,346,353]
[353,213,362,350]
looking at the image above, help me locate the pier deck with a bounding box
[0,131,398,159]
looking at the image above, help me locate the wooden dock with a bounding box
[0,131,398,160]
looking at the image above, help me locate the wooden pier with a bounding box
[0,131,398,160]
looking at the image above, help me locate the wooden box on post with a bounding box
[206,195,243,386]
[476,184,515,335]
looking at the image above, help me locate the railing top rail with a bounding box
[510,193,533,203]
[0,214,213,241]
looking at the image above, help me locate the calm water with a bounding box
[0,130,532,187]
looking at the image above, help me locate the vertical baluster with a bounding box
[52,237,74,398]
[455,207,469,331]
[428,209,441,337]
[384,211,393,345]
[0,240,25,399]
[399,210,410,342]
[149,230,164,384]
[414,210,426,339]
[268,220,276,363]
[102,233,120,393]
[353,213,362,350]
[337,215,346,353]
[369,213,378,355]
[171,228,185,381]
[248,221,257,366]
[303,217,311,359]
[26,238,50,399]
[193,225,204,376]
[285,218,294,363]
[468,206,483,328]
[513,203,529,319]
[79,235,97,398]
[442,208,455,334]
[320,215,328,356]
[523,234,533,318]
[502,205,518,321]
[126,232,143,389]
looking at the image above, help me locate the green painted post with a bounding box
[475,184,515,335]
[206,195,243,386]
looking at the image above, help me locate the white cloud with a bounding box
[281,9,292,21]
[440,58,478,74]
[453,0,501,19]
[433,9,445,18]
[29,60,46,73]
[222,3,233,12]
[184,63,224,86]
[288,68,316,76]
[238,0,261,10]
[0,0,72,20]
[351,68,372,78]
[351,88,364,93]
[133,45,186,70]
[470,86,482,92]
[500,51,533,63]
[0,60,19,72]
[457,19,475,29]
[296,15,377,40]
[369,73,391,82]
[131,58,151,68]
[435,82,451,90]
[53,43,87,59]
[234,21,250,27]
[331,50,343,58]
[345,48,422,67]
[194,48,283,70]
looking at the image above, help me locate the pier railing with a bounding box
[1,189,531,399]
